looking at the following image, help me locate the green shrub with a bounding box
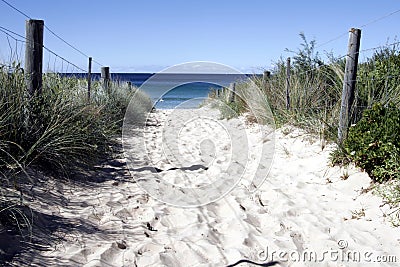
[343,103,400,182]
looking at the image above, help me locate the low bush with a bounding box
[342,103,400,182]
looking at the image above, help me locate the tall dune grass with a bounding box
[0,62,152,241]
[212,60,344,141]
[212,38,400,141]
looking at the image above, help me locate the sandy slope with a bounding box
[6,106,400,267]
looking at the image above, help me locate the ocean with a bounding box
[66,73,258,109]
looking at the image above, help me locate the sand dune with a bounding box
[6,106,400,266]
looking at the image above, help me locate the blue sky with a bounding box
[0,0,399,73]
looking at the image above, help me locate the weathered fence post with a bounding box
[127,81,132,90]
[87,57,92,101]
[101,66,110,93]
[25,19,44,96]
[263,70,271,89]
[263,70,271,81]
[286,57,291,110]
[338,28,361,143]
[230,82,236,103]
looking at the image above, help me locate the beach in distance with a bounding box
[64,72,258,109]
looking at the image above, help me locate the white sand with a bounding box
[13,106,400,266]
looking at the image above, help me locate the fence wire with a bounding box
[0,0,104,71]
[0,24,87,73]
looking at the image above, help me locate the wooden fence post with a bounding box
[263,70,271,80]
[263,70,270,89]
[25,19,44,96]
[338,28,361,143]
[230,82,236,103]
[127,81,132,90]
[101,66,110,93]
[286,57,291,110]
[87,57,92,101]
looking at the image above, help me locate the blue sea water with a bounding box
[145,82,219,109]
[65,73,258,109]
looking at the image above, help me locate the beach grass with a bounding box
[0,62,152,237]
[209,36,400,217]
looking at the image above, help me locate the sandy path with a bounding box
[9,106,400,266]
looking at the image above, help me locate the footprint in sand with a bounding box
[290,231,305,252]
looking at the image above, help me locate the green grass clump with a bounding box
[0,63,152,241]
[212,84,248,120]
[210,81,274,125]
[375,179,400,226]
[0,66,151,174]
[218,101,243,119]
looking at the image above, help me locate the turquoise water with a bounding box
[142,82,221,109]
[134,74,249,109]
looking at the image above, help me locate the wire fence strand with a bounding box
[0,25,87,72]
[315,7,400,51]
[359,8,400,29]
[43,25,104,67]
[0,0,104,69]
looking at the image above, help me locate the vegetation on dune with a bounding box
[341,103,400,182]
[333,45,400,222]
[357,45,400,108]
[209,34,400,222]
[212,34,344,136]
[0,65,151,174]
[0,63,152,243]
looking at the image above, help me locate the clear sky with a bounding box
[0,0,399,73]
